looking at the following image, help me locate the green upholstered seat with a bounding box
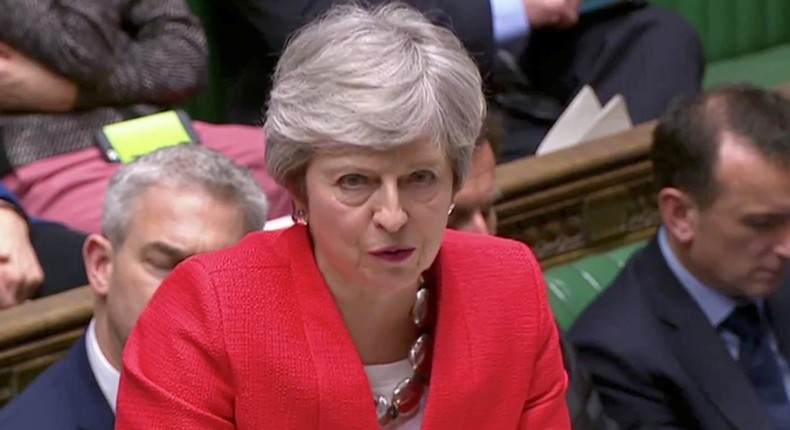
[705,44,790,89]
[545,240,646,331]
[651,0,790,88]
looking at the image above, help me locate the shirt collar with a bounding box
[657,227,741,327]
[85,318,121,414]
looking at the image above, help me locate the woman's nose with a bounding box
[372,184,407,233]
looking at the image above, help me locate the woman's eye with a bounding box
[408,170,436,185]
[337,174,369,190]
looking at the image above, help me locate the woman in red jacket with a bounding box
[115,3,570,429]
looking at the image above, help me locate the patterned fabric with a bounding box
[721,304,790,429]
[0,0,207,168]
[116,226,571,429]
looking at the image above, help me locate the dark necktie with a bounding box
[720,303,790,429]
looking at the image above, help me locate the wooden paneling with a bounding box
[0,287,92,406]
[495,121,659,268]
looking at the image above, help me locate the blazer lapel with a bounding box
[421,246,477,429]
[287,226,380,429]
[642,241,772,430]
[67,335,116,430]
[766,275,790,360]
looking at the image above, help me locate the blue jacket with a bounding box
[0,335,115,430]
[0,182,34,224]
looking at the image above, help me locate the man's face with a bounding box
[448,141,499,235]
[94,184,247,367]
[683,136,790,298]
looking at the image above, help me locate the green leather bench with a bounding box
[653,0,790,88]
[545,240,647,331]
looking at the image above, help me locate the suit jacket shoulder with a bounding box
[568,238,788,430]
[0,335,114,430]
[569,241,665,361]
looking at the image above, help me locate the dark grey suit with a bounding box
[569,238,790,430]
[0,335,115,430]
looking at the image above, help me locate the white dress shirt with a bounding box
[85,318,121,414]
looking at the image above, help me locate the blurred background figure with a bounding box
[0,0,289,233]
[0,182,86,308]
[205,0,702,161]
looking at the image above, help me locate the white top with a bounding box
[85,318,121,414]
[364,359,426,430]
[262,215,294,231]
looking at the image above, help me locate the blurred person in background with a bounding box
[0,182,87,308]
[0,0,289,232]
[207,0,701,161]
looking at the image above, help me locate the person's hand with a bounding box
[0,204,44,308]
[0,42,77,113]
[523,0,582,29]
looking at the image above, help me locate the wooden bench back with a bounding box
[0,287,92,406]
[495,120,658,268]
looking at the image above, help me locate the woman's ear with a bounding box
[291,197,306,214]
[658,188,697,244]
[83,234,114,298]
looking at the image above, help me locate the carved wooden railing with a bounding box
[0,286,92,406]
[495,120,659,268]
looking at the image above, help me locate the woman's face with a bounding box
[300,140,455,293]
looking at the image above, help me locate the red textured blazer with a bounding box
[116,225,570,429]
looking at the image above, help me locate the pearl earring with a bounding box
[292,209,309,225]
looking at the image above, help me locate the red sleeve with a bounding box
[115,258,235,429]
[519,247,572,429]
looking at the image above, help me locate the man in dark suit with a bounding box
[0,146,269,429]
[569,84,790,430]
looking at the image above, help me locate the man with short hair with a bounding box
[447,114,502,235]
[0,145,268,429]
[569,84,790,430]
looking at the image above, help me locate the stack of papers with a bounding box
[536,85,633,156]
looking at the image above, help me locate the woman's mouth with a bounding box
[369,246,416,263]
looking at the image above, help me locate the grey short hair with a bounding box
[264,2,486,198]
[102,145,269,246]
